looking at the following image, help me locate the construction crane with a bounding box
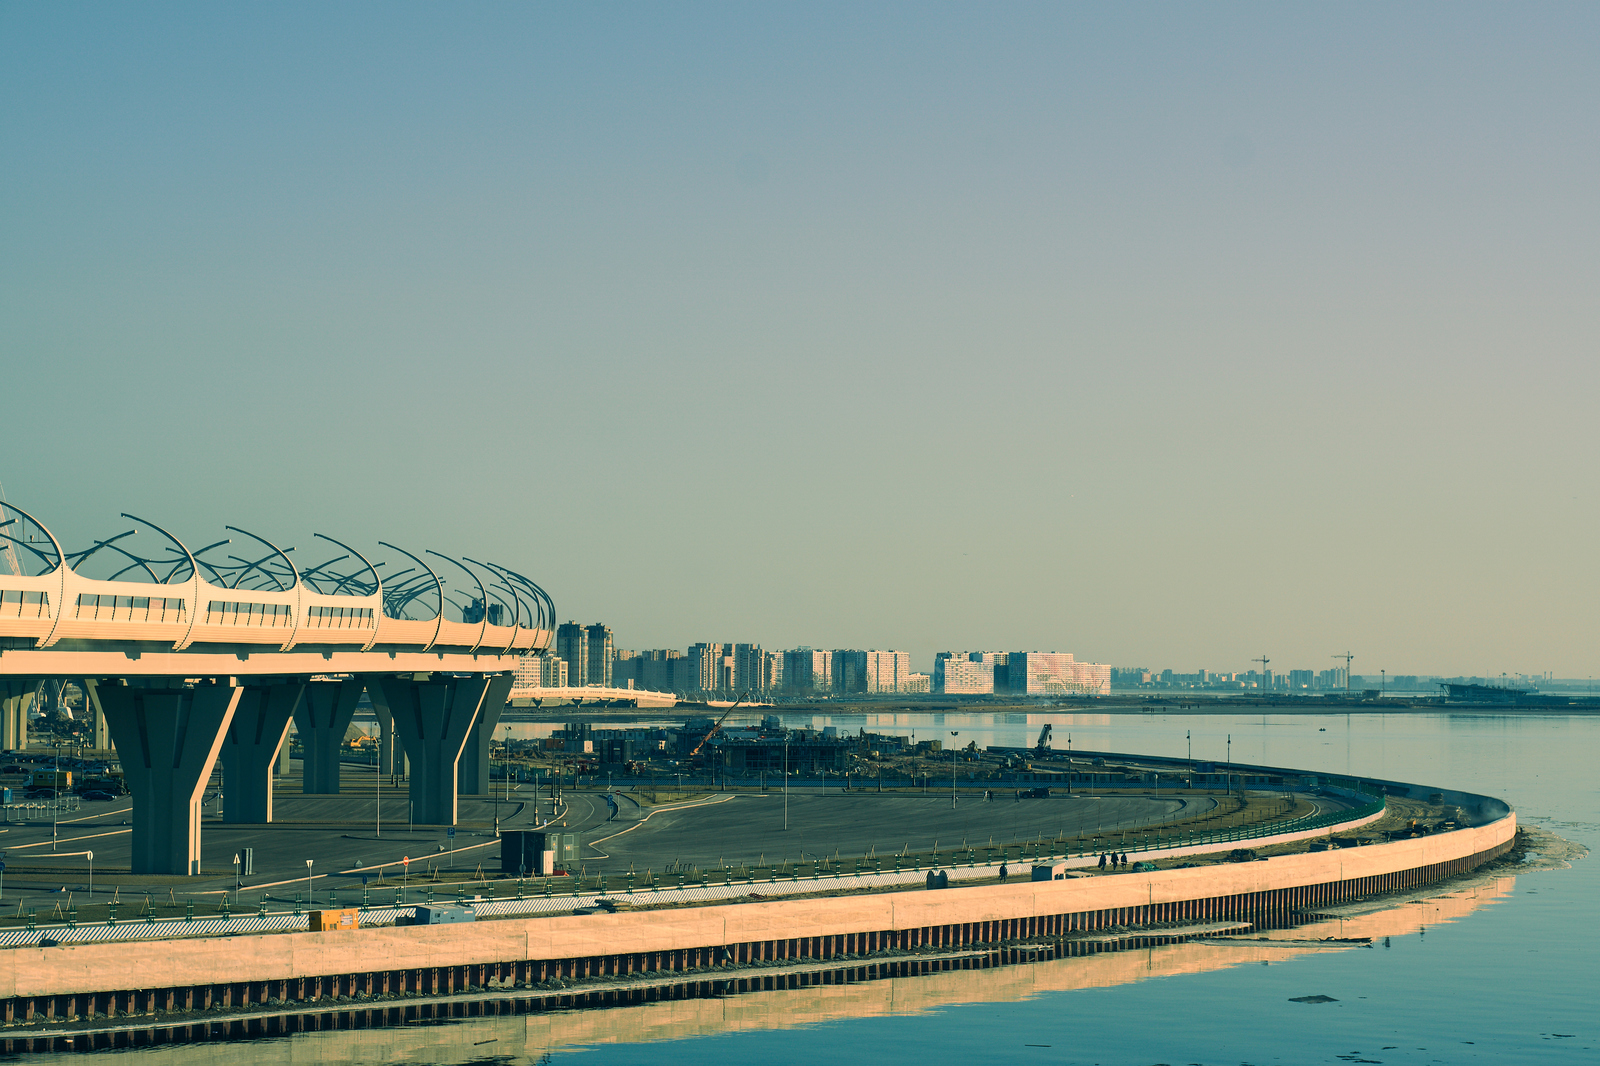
[1331,651,1354,694]
[1034,723,1052,754]
[0,480,21,577]
[1252,655,1270,692]
[688,691,750,760]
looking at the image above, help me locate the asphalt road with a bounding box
[583,791,1209,872]
[0,786,1219,908]
[0,786,550,909]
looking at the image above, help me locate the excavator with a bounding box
[1035,723,1052,755]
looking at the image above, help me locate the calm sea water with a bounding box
[41,711,1600,1064]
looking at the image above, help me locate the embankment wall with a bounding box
[0,809,1515,1024]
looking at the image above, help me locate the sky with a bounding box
[3,3,1599,677]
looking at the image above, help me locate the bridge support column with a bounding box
[80,679,111,752]
[294,679,364,794]
[369,673,494,825]
[458,674,514,796]
[0,679,34,751]
[97,680,241,875]
[372,700,408,780]
[220,681,303,824]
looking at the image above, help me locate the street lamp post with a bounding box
[783,735,789,831]
[305,859,313,906]
[52,740,60,852]
[950,731,959,808]
[86,850,93,897]
[233,852,242,904]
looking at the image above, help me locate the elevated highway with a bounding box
[0,503,555,874]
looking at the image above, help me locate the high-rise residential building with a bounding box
[765,651,784,692]
[783,649,831,693]
[832,650,868,694]
[1288,669,1313,690]
[555,622,586,688]
[934,653,994,694]
[733,644,769,695]
[585,623,613,687]
[637,649,682,692]
[463,598,506,625]
[978,652,1014,693]
[1315,667,1348,691]
[612,649,638,689]
[903,673,930,693]
[1004,652,1111,695]
[513,652,567,689]
[687,643,729,694]
[671,656,695,694]
[513,653,542,689]
[864,650,915,693]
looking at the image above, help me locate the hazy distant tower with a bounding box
[585,623,613,687]
[556,622,587,688]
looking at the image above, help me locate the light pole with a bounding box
[305,859,313,906]
[233,852,242,903]
[375,747,382,838]
[783,734,789,831]
[52,740,60,852]
[86,850,93,897]
[950,731,959,809]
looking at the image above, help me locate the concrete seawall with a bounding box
[0,807,1515,1027]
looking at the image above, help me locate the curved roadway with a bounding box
[571,791,1217,872]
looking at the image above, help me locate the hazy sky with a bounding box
[4,4,1598,677]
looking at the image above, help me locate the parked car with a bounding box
[80,790,117,802]
[0,765,25,774]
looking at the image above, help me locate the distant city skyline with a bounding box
[533,623,1572,696]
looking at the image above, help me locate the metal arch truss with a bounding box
[0,503,554,666]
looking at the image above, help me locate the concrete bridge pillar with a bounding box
[294,678,364,794]
[219,681,303,824]
[369,673,495,825]
[458,674,514,796]
[372,698,408,780]
[80,678,111,752]
[96,679,241,875]
[0,678,34,751]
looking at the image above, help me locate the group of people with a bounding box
[1097,852,1130,869]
